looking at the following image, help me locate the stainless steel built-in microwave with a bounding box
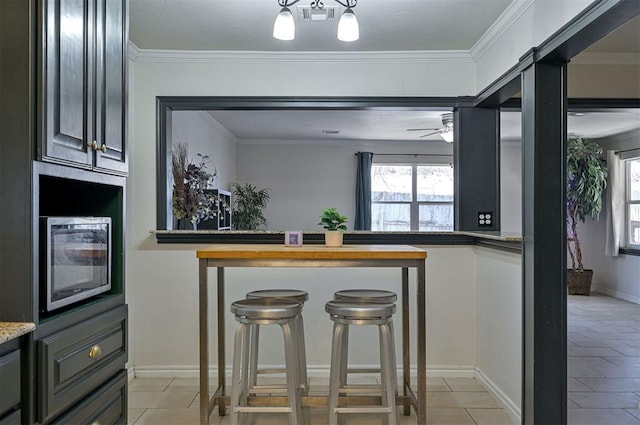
[41,217,112,312]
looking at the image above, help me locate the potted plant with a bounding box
[172,142,218,229]
[231,182,271,230]
[566,137,607,295]
[319,207,348,247]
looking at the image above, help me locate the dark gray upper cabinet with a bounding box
[41,0,128,176]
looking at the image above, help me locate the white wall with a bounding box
[171,111,237,191]
[500,141,523,234]
[237,141,453,231]
[129,245,479,377]
[474,0,594,91]
[474,247,523,419]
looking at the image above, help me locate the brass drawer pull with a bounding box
[89,140,97,150]
[92,421,101,425]
[100,144,107,153]
[89,345,102,359]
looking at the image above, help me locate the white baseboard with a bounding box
[475,367,521,424]
[592,287,640,305]
[127,366,136,383]
[132,364,476,380]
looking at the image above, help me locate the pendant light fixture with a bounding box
[336,1,359,41]
[273,0,359,42]
[273,1,297,40]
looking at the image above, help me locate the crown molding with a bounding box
[128,44,473,64]
[470,0,536,62]
[128,42,140,61]
[571,52,640,65]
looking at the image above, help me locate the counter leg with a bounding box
[417,261,427,425]
[199,259,210,425]
[402,267,410,416]
[217,267,226,416]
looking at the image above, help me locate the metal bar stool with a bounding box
[245,289,309,395]
[229,298,303,425]
[325,300,399,425]
[333,290,398,388]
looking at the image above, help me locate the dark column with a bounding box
[520,53,568,425]
[453,106,500,231]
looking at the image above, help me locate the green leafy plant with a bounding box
[567,137,607,271]
[319,207,348,231]
[231,182,271,230]
[172,142,218,225]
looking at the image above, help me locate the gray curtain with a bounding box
[354,152,373,230]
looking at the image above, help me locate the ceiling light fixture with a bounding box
[440,113,454,143]
[273,0,359,42]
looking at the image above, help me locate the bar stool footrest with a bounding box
[234,406,293,413]
[334,407,394,414]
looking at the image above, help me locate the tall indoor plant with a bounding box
[231,182,271,230]
[566,137,607,295]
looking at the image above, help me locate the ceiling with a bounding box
[130,1,640,142]
[130,0,513,51]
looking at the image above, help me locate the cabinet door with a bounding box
[42,0,94,169]
[94,0,128,175]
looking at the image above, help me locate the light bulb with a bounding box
[440,130,454,143]
[337,8,359,42]
[273,7,295,41]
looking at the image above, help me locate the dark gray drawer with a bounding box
[38,305,127,423]
[51,370,127,425]
[0,349,20,417]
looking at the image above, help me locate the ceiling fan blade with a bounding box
[419,130,442,138]
[407,127,440,132]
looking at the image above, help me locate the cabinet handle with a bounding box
[89,140,97,151]
[100,144,107,153]
[92,421,101,425]
[89,345,103,359]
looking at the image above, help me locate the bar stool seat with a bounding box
[229,298,303,425]
[325,300,398,425]
[334,289,397,304]
[245,289,309,398]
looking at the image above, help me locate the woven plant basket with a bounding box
[567,269,593,295]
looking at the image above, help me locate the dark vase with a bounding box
[176,218,196,230]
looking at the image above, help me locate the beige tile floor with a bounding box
[568,294,640,425]
[128,376,515,425]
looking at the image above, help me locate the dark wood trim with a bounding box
[536,0,640,63]
[156,96,461,111]
[521,60,568,425]
[473,64,521,108]
[501,98,640,111]
[153,231,523,253]
[619,248,640,256]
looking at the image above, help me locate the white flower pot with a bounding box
[324,230,343,247]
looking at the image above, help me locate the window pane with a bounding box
[419,204,454,231]
[630,204,640,246]
[372,165,412,201]
[630,159,640,201]
[371,203,411,231]
[417,165,453,202]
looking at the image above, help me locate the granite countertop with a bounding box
[0,322,36,344]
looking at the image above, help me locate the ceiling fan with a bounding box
[407,112,454,142]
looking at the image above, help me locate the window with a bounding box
[627,158,640,247]
[371,164,453,231]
